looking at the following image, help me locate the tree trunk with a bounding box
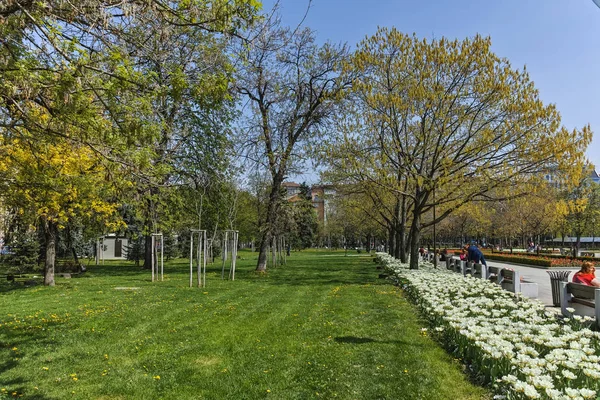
[388,224,395,257]
[71,247,80,269]
[399,195,407,263]
[256,174,283,272]
[408,222,420,270]
[394,228,401,259]
[143,235,152,269]
[256,233,270,271]
[43,219,58,286]
[392,199,400,258]
[408,210,421,270]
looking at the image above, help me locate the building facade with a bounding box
[282,182,336,225]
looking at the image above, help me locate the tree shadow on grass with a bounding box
[335,336,377,344]
[0,280,44,294]
[333,336,427,348]
[0,308,76,397]
[0,352,56,400]
[260,262,384,287]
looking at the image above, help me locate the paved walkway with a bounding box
[445,257,579,308]
[486,260,579,307]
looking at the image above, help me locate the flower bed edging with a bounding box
[377,253,600,400]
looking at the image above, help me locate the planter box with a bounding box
[520,282,538,299]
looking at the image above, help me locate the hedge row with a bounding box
[490,249,598,262]
[484,253,552,268]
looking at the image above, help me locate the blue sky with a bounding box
[263,0,600,181]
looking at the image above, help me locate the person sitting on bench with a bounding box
[572,261,600,287]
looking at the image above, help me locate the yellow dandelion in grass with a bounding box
[404,369,408,373]
[11,347,17,351]
[42,367,49,371]
[266,389,271,393]
[153,375,160,380]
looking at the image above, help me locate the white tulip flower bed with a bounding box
[377,253,600,400]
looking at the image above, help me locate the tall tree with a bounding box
[111,10,245,267]
[324,29,591,268]
[0,137,123,285]
[561,168,600,255]
[287,183,318,250]
[1,0,261,272]
[235,21,351,271]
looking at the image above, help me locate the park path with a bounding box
[483,260,579,308]
[441,256,579,308]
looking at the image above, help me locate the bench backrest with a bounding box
[567,282,596,300]
[500,269,515,282]
[560,281,600,328]
[473,263,487,279]
[499,269,520,293]
[454,259,465,274]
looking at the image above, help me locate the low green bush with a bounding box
[485,253,552,267]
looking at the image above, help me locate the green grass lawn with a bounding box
[0,250,489,399]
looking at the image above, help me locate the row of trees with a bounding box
[317,30,591,268]
[415,175,600,252]
[0,0,261,284]
[0,1,594,284]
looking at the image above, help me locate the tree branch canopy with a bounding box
[322,28,592,268]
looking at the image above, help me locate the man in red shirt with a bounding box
[572,262,600,287]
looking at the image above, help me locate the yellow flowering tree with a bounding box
[0,137,123,286]
[559,169,600,254]
[324,28,592,268]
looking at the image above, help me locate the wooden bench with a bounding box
[473,263,488,279]
[499,269,520,293]
[488,266,502,283]
[453,259,463,273]
[5,274,42,286]
[443,259,538,298]
[460,261,488,279]
[462,261,474,276]
[498,269,538,298]
[452,259,464,274]
[560,282,600,326]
